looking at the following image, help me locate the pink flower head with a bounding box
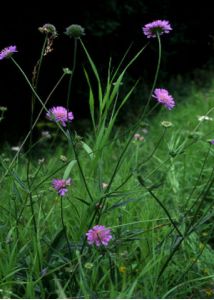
[52,178,72,196]
[143,20,172,38]
[0,45,17,60]
[86,225,112,247]
[152,88,175,110]
[46,106,74,127]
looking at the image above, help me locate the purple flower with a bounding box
[143,20,172,38]
[46,106,74,127]
[152,88,175,110]
[0,45,17,60]
[52,178,72,196]
[210,140,214,145]
[86,225,112,247]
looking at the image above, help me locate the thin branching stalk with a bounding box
[10,57,48,112]
[95,127,167,225]
[33,36,48,90]
[66,38,78,108]
[28,190,42,271]
[142,33,162,117]
[175,223,214,286]
[185,166,214,234]
[158,166,214,280]
[0,68,66,184]
[137,176,183,238]
[111,128,167,193]
[67,130,94,203]
[184,143,211,209]
[60,196,72,260]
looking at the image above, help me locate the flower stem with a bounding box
[60,196,72,260]
[66,38,78,108]
[28,190,42,271]
[142,33,162,118]
[0,72,66,185]
[69,136,94,203]
[111,128,167,193]
[10,57,48,112]
[137,175,183,238]
[32,36,48,90]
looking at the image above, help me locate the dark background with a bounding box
[1,0,214,143]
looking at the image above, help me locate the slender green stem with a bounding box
[10,57,48,112]
[72,141,94,203]
[106,130,135,192]
[91,36,161,206]
[142,33,162,118]
[66,38,78,108]
[111,128,167,193]
[158,236,184,280]
[0,71,66,185]
[184,144,211,211]
[27,37,48,187]
[95,128,166,225]
[27,37,47,160]
[94,125,140,223]
[158,166,214,280]
[175,223,214,286]
[28,191,38,235]
[137,176,183,238]
[60,196,72,260]
[184,143,211,209]
[33,163,70,192]
[28,190,42,270]
[185,166,214,234]
[33,36,48,90]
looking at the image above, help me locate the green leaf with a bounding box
[81,141,95,159]
[105,197,142,212]
[80,40,103,106]
[83,68,96,129]
[63,160,76,180]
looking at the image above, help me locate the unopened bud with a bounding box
[65,24,85,38]
[161,121,173,128]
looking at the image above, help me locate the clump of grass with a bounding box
[0,20,214,299]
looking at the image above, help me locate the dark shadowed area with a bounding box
[0,0,213,143]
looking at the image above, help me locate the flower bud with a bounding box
[161,121,173,128]
[65,24,85,38]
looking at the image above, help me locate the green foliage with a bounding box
[1,80,214,297]
[1,21,214,299]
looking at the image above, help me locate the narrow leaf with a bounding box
[81,141,95,159]
[63,160,76,180]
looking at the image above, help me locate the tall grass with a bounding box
[0,22,214,298]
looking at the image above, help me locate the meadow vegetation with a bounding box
[0,21,214,299]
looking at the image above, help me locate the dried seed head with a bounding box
[38,23,58,38]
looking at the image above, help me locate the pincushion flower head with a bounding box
[143,20,172,38]
[52,178,72,196]
[86,225,112,247]
[46,106,74,127]
[65,24,85,38]
[153,88,175,110]
[0,46,17,60]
